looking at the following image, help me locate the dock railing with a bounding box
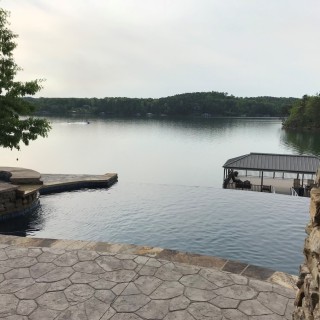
[291,188,299,196]
[226,182,275,193]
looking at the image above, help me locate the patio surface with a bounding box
[0,235,296,320]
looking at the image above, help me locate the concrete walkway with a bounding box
[0,235,295,320]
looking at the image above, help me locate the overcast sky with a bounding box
[2,0,320,98]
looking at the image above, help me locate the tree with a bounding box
[306,95,320,124]
[0,8,50,150]
[283,94,320,129]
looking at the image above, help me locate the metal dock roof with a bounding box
[223,153,320,174]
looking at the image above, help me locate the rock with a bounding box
[293,186,320,319]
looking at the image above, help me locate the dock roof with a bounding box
[223,153,320,174]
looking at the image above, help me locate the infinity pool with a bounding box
[0,182,309,275]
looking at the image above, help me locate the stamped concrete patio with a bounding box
[0,235,296,320]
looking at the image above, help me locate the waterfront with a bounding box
[1,116,319,186]
[0,116,318,274]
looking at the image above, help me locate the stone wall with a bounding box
[0,168,44,220]
[293,169,320,319]
[0,171,11,182]
[0,188,39,220]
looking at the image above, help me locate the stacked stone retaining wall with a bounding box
[0,189,16,213]
[0,186,39,220]
[293,169,320,319]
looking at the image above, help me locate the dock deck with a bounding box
[231,175,316,197]
[238,176,294,195]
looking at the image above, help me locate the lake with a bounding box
[0,116,317,274]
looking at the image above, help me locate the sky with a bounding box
[1,0,320,99]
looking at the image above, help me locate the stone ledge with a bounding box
[0,182,19,194]
[0,166,42,184]
[39,173,118,194]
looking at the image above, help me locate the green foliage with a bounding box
[283,94,320,129]
[0,8,50,150]
[29,92,297,118]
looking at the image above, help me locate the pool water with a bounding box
[0,182,309,275]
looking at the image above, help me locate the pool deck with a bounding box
[0,235,296,319]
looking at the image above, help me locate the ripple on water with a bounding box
[0,183,309,275]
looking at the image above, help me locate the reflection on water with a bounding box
[0,183,309,275]
[281,129,320,156]
[0,116,292,187]
[0,205,44,237]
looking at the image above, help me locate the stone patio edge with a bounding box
[0,234,298,290]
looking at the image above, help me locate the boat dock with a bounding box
[223,153,320,196]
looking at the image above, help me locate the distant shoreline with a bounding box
[26,92,297,118]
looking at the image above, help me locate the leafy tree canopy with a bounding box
[0,8,50,150]
[283,94,320,130]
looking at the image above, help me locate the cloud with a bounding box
[2,0,320,98]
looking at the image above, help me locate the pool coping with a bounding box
[40,173,118,194]
[0,234,298,290]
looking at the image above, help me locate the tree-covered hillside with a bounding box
[283,94,320,129]
[27,92,297,118]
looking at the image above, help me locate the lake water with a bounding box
[0,116,317,274]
